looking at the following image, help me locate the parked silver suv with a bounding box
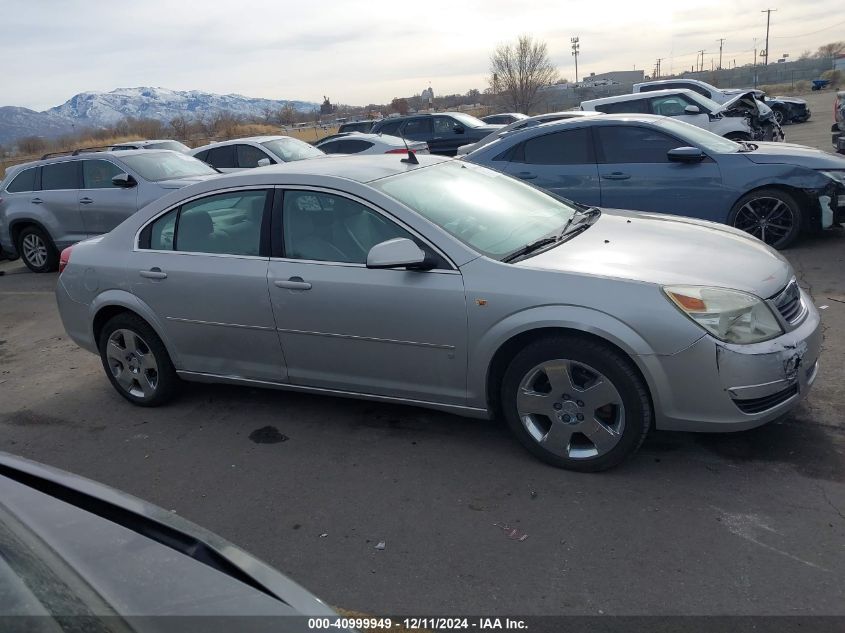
[0,149,218,272]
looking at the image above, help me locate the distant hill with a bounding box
[0,87,319,146]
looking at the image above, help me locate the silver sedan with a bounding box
[56,155,822,471]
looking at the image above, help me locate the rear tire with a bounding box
[501,335,652,472]
[17,225,58,273]
[98,313,180,407]
[728,188,803,249]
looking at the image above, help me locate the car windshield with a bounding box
[261,138,324,162]
[146,141,191,153]
[450,113,486,128]
[372,161,578,259]
[684,91,725,113]
[654,117,741,153]
[119,152,217,181]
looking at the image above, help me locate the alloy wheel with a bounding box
[773,109,785,125]
[21,233,48,269]
[516,359,625,460]
[106,329,159,400]
[732,196,794,246]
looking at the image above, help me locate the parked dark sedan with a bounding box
[0,452,340,627]
[465,114,845,249]
[370,113,502,156]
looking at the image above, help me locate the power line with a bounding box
[772,18,845,39]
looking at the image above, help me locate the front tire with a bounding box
[772,107,786,126]
[17,225,58,273]
[501,335,652,472]
[98,313,179,407]
[728,188,803,249]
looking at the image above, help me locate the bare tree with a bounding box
[816,41,845,68]
[390,97,410,115]
[278,103,298,126]
[170,115,189,140]
[17,136,47,156]
[489,35,558,113]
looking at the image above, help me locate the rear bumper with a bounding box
[55,276,98,354]
[642,289,822,432]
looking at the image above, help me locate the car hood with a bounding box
[716,91,773,118]
[157,174,220,189]
[771,96,807,105]
[517,209,791,298]
[740,142,845,168]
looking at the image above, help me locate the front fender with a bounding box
[467,304,686,408]
[89,290,182,369]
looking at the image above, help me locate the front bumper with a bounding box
[641,288,821,432]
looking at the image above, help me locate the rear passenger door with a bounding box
[496,127,601,206]
[204,145,238,172]
[36,161,86,248]
[595,125,726,220]
[130,188,284,381]
[79,159,139,235]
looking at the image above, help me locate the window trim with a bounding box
[134,185,274,260]
[270,185,458,272]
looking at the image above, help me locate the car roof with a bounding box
[207,153,451,185]
[583,89,698,105]
[636,78,716,90]
[317,133,411,146]
[191,136,293,151]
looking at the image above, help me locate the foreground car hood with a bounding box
[518,209,791,298]
[741,142,845,168]
[157,174,220,189]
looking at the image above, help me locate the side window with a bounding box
[142,208,178,251]
[433,117,457,135]
[206,145,236,169]
[82,160,123,189]
[194,149,209,162]
[341,139,374,153]
[378,120,402,135]
[597,126,681,164]
[319,140,345,154]
[679,83,711,98]
[236,144,271,169]
[282,190,413,264]
[41,162,79,190]
[403,118,433,140]
[6,167,37,193]
[176,190,268,255]
[593,99,649,114]
[649,96,690,117]
[512,128,593,165]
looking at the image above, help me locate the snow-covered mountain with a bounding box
[0,87,319,145]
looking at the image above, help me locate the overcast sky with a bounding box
[4,0,843,111]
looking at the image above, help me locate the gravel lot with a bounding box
[1,90,844,617]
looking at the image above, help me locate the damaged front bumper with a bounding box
[641,287,821,432]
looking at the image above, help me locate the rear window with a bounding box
[6,167,37,193]
[41,162,79,190]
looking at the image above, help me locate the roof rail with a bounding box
[39,145,114,160]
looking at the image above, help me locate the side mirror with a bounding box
[667,146,706,163]
[257,158,272,167]
[111,173,137,188]
[684,105,701,115]
[453,125,465,134]
[366,238,432,270]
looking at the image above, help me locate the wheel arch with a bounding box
[9,218,55,245]
[728,183,817,231]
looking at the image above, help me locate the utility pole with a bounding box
[698,50,705,72]
[716,38,725,69]
[655,57,663,78]
[761,9,776,66]
[571,37,580,83]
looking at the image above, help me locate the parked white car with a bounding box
[457,111,601,156]
[315,132,429,155]
[191,136,324,172]
[581,89,782,142]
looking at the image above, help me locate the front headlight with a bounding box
[820,170,845,186]
[664,286,783,344]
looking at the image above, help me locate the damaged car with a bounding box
[465,114,844,249]
[581,89,783,142]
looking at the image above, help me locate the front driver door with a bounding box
[267,188,468,405]
[595,125,729,221]
[498,127,601,206]
[79,159,139,235]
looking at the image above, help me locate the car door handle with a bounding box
[602,172,631,180]
[31,197,43,204]
[80,197,94,204]
[139,268,167,280]
[516,171,537,180]
[274,277,312,291]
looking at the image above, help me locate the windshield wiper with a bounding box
[501,236,559,263]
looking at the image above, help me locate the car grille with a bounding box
[770,280,804,325]
[733,384,799,414]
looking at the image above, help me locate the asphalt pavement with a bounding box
[1,91,844,617]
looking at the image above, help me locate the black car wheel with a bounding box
[772,107,787,126]
[17,225,59,273]
[501,334,652,472]
[729,188,803,249]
